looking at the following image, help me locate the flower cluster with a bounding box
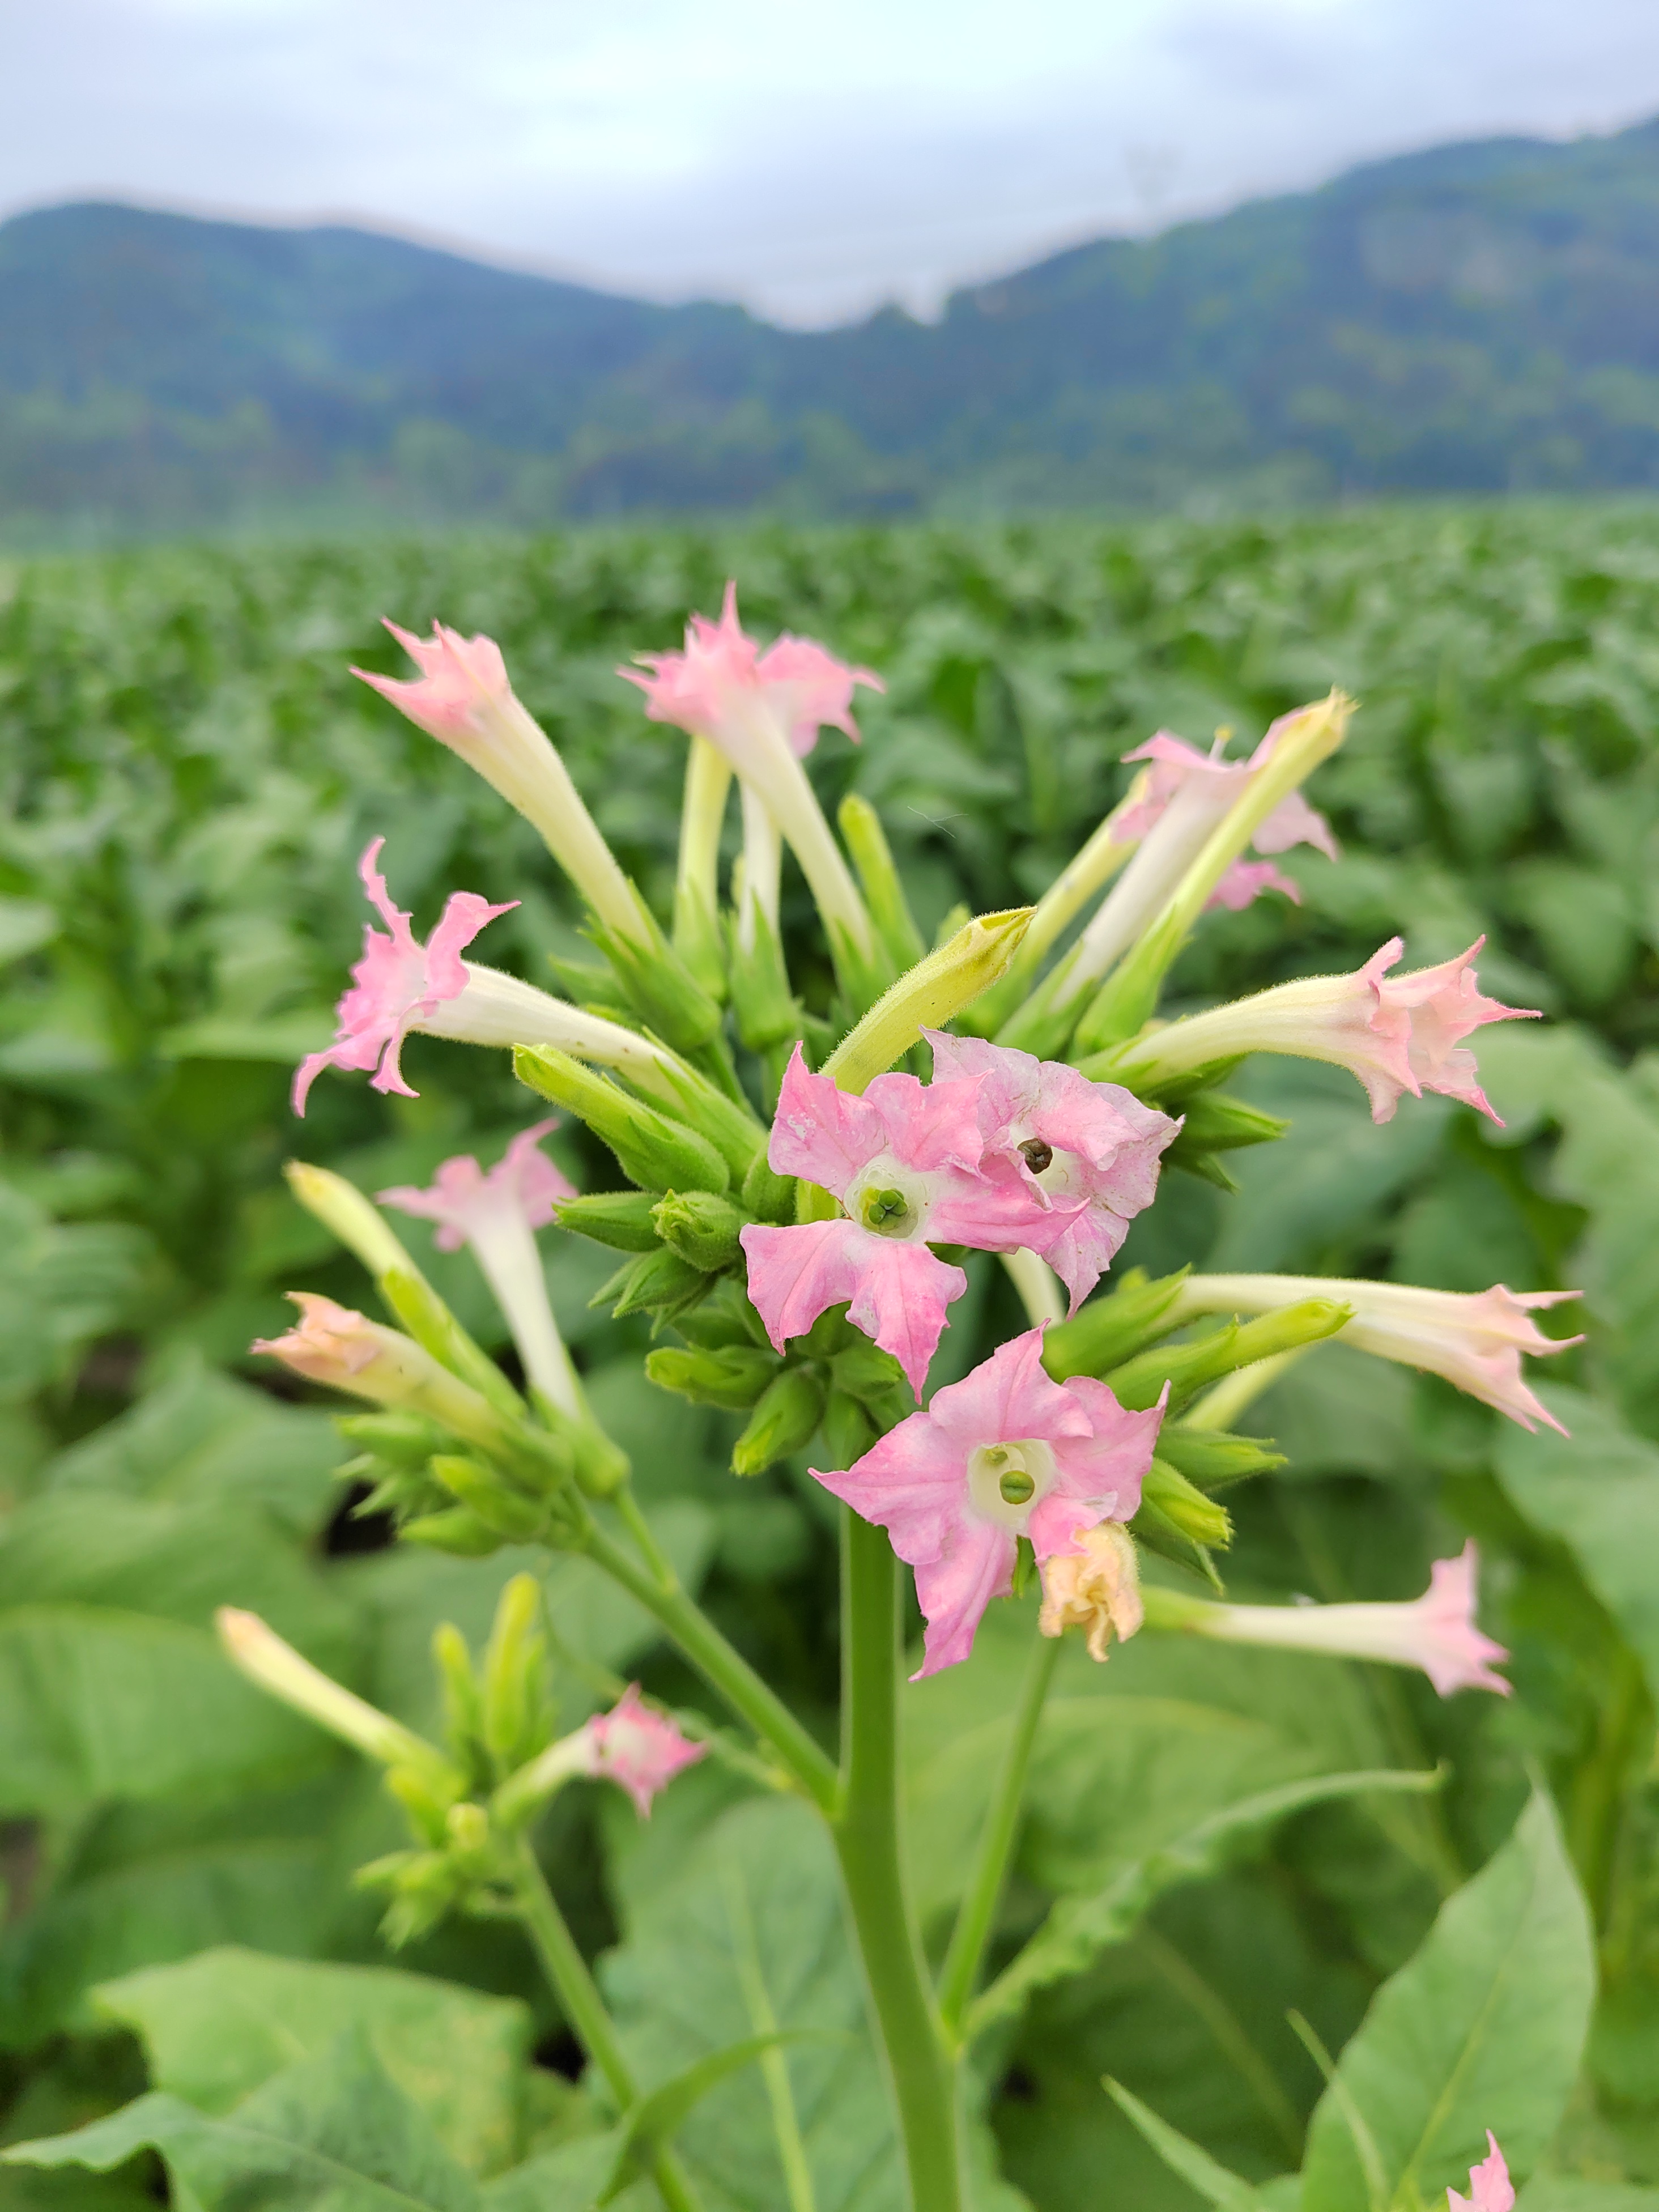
[741,1037,1177,1392]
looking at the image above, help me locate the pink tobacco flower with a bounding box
[379,1122,574,1253]
[811,1328,1164,1676]
[739,1045,1054,1393]
[1173,1542,1511,1697]
[1116,935,1537,1125]
[1207,857,1303,911]
[923,1030,1179,1311]
[354,620,513,744]
[1448,2134,1514,2212]
[293,838,516,1114]
[1172,1273,1580,1433]
[621,580,882,763]
[1116,725,1340,863]
[581,1685,708,1817]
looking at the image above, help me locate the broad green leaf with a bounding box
[0,1606,333,1816]
[1299,1792,1595,2210]
[95,1948,532,2176]
[481,2132,632,2212]
[1105,2079,1266,2210]
[4,2031,481,2210]
[607,2031,837,2194]
[971,1768,1441,2036]
[1496,1386,1659,1694]
[1518,2185,1659,2210]
[41,1354,343,1537]
[0,1782,346,2047]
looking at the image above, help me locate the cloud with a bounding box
[3,0,1658,323]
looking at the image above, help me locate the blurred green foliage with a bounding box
[3,508,1659,2207]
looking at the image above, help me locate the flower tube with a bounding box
[1169,1274,1580,1431]
[812,1329,1163,1675]
[1104,935,1537,1122]
[217,1606,443,1769]
[380,1124,581,1416]
[1142,1543,1511,1696]
[252,1292,520,1451]
[622,583,887,994]
[355,622,646,945]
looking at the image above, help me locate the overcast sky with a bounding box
[5,0,1659,324]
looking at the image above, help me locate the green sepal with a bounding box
[554,1190,662,1252]
[1103,1299,1350,1414]
[630,1044,769,1180]
[732,1367,827,1476]
[646,1343,780,1410]
[838,792,928,970]
[481,1574,551,1774]
[596,1246,712,1322]
[516,1044,729,1193]
[546,952,634,1017]
[829,1337,909,1405]
[1154,1426,1286,1488]
[652,1188,752,1271]
[727,897,803,1057]
[432,1622,485,1776]
[1138,1457,1232,1547]
[334,1409,451,1467]
[671,1275,773,1350]
[428,1454,551,1541]
[1168,1090,1289,1151]
[1128,1500,1225,1593]
[820,1387,876,1470]
[584,899,725,1054]
[1042,1267,1190,1382]
[399,1506,505,1557]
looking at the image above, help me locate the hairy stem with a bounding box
[937,1628,1061,2039]
[511,1839,701,2212]
[831,1511,963,2212]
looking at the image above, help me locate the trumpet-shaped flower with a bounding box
[355,623,643,938]
[250,1293,513,1458]
[923,1030,1178,1309]
[1150,1542,1510,1696]
[622,584,883,976]
[812,1329,1163,1675]
[380,1124,581,1414]
[739,1045,1054,1392]
[1448,2134,1513,2212]
[580,1685,708,1817]
[1114,936,1536,1124]
[1172,1273,1579,1432]
[1038,1520,1144,1661]
[293,839,516,1114]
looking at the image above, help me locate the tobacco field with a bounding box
[3,504,1659,2209]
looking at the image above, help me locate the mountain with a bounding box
[7,116,1659,534]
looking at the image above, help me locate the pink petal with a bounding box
[1414,1543,1513,1698]
[353,620,513,746]
[585,1684,708,1817]
[1206,858,1303,911]
[912,1524,1017,1676]
[811,1408,975,1566]
[1448,2132,1515,2212]
[843,1236,969,1396]
[926,1327,1094,1456]
[743,1215,968,1387]
[766,1043,885,1196]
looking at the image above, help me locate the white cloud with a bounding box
[2,0,1657,323]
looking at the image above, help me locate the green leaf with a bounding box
[93,1948,533,2176]
[970,1768,1442,2037]
[1299,1792,1596,2210]
[1104,2079,1267,2210]
[480,2132,627,2212]
[1495,1386,1659,1695]
[0,1606,334,1817]
[4,2031,482,2210]
[1517,2185,1659,2210]
[605,2031,836,2196]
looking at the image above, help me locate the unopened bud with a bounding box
[401,1506,503,1556]
[732,1367,827,1476]
[1137,1459,1232,1549]
[553,1190,661,1252]
[741,1143,797,1225]
[1042,1268,1190,1383]
[838,793,927,970]
[1154,1426,1286,1487]
[597,1246,710,1322]
[515,1045,729,1193]
[335,1409,449,1466]
[1104,1299,1350,1413]
[652,1189,751,1272]
[819,908,1034,1094]
[445,1800,492,1860]
[646,1343,780,1410]
[428,1454,547,1540]
[433,1622,484,1768]
[482,1573,547,1772]
[819,1388,876,1471]
[217,1607,447,1776]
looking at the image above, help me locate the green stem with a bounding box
[937,1628,1060,2040]
[829,1511,962,2212]
[583,1516,838,1812]
[511,1839,702,2212]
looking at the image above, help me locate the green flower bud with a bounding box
[428,1454,549,1541]
[646,1343,780,1410]
[671,1275,772,1350]
[584,900,725,1054]
[1042,1267,1190,1383]
[515,1045,729,1193]
[335,1409,450,1467]
[819,907,1035,1093]
[828,1338,909,1405]
[1104,1300,1351,1414]
[741,1143,797,1226]
[595,1246,711,1322]
[482,1574,547,1773]
[433,1622,484,1772]
[732,1367,827,1477]
[652,1189,752,1271]
[400,1506,505,1557]
[553,1190,662,1252]
[837,793,926,971]
[1136,1458,1233,1549]
[820,1388,877,1471]
[1153,1426,1286,1487]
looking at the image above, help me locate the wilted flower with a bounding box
[924,1030,1178,1310]
[380,1124,581,1415]
[1448,2133,1513,2212]
[811,1329,1163,1675]
[1038,1520,1144,1661]
[740,1045,1054,1392]
[1113,935,1537,1124]
[293,838,516,1113]
[1148,1542,1510,1696]
[1172,1273,1579,1432]
[581,1685,708,1817]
